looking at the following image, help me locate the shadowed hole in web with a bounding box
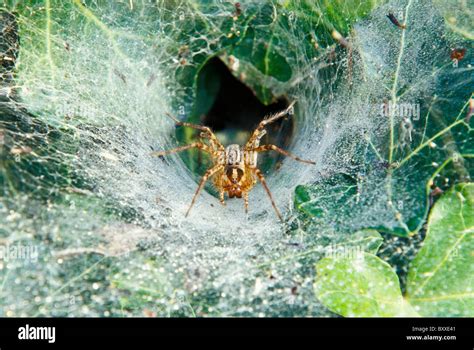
[176,57,295,192]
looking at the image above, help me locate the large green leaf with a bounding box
[314,183,473,317]
[314,251,418,317]
[406,183,474,316]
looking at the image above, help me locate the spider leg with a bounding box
[165,113,209,132]
[150,142,210,157]
[186,164,224,217]
[252,144,315,164]
[246,101,296,148]
[243,192,249,213]
[219,190,226,206]
[165,113,225,151]
[259,100,296,127]
[251,167,283,221]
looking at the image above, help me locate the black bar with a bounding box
[0,317,472,347]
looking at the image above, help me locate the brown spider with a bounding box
[151,101,315,221]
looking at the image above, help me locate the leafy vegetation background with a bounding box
[0,0,472,316]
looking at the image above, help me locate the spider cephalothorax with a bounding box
[152,101,315,221]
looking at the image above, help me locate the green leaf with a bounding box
[294,173,359,232]
[406,183,474,316]
[340,229,384,255]
[174,0,385,106]
[285,0,386,40]
[314,251,418,317]
[218,0,383,104]
[315,183,474,317]
[217,3,300,104]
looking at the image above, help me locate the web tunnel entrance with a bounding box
[179,57,296,180]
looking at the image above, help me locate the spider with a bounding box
[151,101,315,221]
